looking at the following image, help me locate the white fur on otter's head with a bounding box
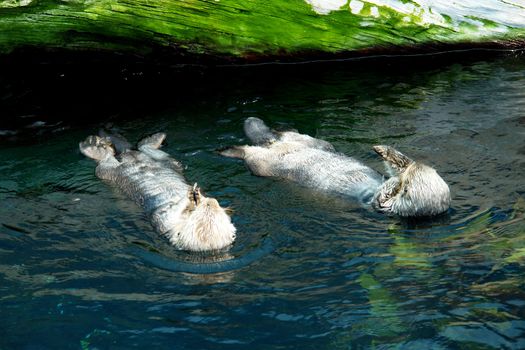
[372,145,450,217]
[153,184,236,252]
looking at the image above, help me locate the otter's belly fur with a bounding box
[98,151,191,232]
[246,147,383,202]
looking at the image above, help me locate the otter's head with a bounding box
[177,184,236,251]
[372,146,450,217]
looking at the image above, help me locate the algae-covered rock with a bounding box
[1,0,525,63]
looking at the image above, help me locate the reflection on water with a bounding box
[1,54,525,349]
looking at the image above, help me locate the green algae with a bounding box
[1,0,525,62]
[357,273,407,338]
[388,224,432,269]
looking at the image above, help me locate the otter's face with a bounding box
[373,146,451,217]
[178,185,236,251]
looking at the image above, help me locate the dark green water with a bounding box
[1,54,525,349]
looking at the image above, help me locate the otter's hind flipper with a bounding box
[244,117,277,145]
[79,135,115,161]
[138,132,166,149]
[138,133,183,171]
[373,145,413,174]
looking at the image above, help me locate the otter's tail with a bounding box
[79,135,115,161]
[243,117,277,145]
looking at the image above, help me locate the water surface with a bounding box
[1,54,525,349]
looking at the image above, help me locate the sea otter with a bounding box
[79,132,236,251]
[221,117,450,217]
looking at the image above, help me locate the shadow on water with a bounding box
[1,50,525,349]
[1,48,524,142]
[129,237,275,274]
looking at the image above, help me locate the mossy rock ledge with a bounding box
[2,0,525,64]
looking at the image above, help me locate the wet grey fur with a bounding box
[79,133,236,251]
[221,117,450,217]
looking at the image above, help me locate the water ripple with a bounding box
[1,56,525,349]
